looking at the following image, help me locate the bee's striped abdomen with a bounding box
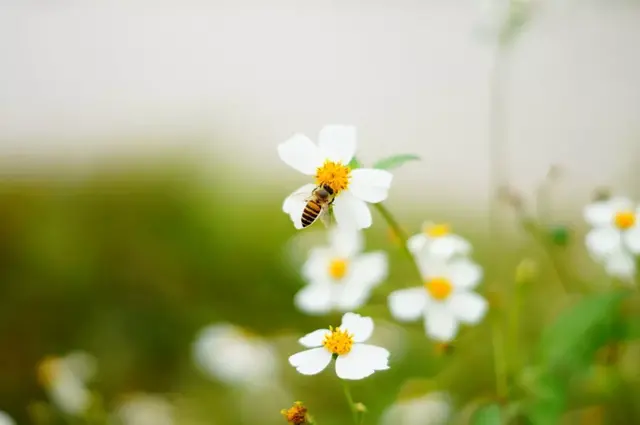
[302,200,322,227]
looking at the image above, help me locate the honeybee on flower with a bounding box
[294,226,388,315]
[288,313,390,380]
[279,125,393,230]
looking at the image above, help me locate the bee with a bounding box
[288,184,335,228]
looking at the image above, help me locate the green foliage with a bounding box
[348,157,362,169]
[471,403,502,425]
[372,154,420,170]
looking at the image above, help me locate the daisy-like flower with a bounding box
[37,351,96,416]
[192,323,278,387]
[379,391,452,425]
[289,312,390,380]
[279,125,393,230]
[584,196,640,280]
[388,257,488,342]
[114,393,174,425]
[407,222,471,260]
[295,226,388,314]
[0,411,16,425]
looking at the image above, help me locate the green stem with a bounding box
[491,312,509,400]
[373,203,411,257]
[342,381,358,425]
[508,285,522,374]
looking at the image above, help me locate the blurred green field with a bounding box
[1,159,639,425]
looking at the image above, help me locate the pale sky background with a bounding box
[1,0,639,215]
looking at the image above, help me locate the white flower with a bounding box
[379,392,452,425]
[407,222,471,260]
[388,257,488,342]
[0,411,16,425]
[192,323,278,386]
[584,196,640,280]
[279,125,393,230]
[288,312,390,380]
[295,226,388,314]
[114,394,173,425]
[37,351,96,416]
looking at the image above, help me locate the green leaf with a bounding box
[372,154,420,170]
[471,403,502,425]
[348,157,362,169]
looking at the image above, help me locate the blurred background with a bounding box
[1,0,640,424]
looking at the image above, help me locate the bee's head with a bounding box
[322,184,334,196]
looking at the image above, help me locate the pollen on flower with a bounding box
[425,277,453,301]
[281,401,308,425]
[614,210,636,230]
[37,356,60,387]
[424,223,450,238]
[328,258,348,280]
[322,326,354,356]
[315,160,351,195]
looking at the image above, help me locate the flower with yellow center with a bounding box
[281,401,309,425]
[289,313,390,380]
[295,226,388,315]
[584,196,640,281]
[388,257,487,342]
[37,351,96,416]
[407,221,471,261]
[280,125,393,230]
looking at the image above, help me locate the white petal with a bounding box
[584,197,632,227]
[407,234,428,254]
[283,184,317,229]
[301,248,332,282]
[623,226,640,254]
[333,191,372,230]
[424,304,459,342]
[298,329,330,348]
[388,288,427,322]
[340,313,374,342]
[288,348,333,375]
[278,133,323,175]
[317,125,357,164]
[604,250,636,281]
[0,412,15,425]
[448,292,488,324]
[334,344,389,380]
[447,259,483,290]
[349,252,388,287]
[585,227,622,258]
[430,235,472,260]
[328,226,363,257]
[348,169,393,204]
[335,283,372,312]
[294,283,334,315]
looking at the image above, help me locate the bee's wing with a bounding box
[287,187,314,203]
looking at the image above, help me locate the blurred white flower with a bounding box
[289,312,390,380]
[388,257,487,342]
[114,394,173,425]
[379,392,452,425]
[295,226,387,314]
[407,222,471,260]
[192,323,278,387]
[0,411,16,425]
[279,125,393,230]
[37,351,96,416]
[584,196,640,280]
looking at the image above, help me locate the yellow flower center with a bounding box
[425,277,453,301]
[614,210,636,230]
[37,356,60,387]
[281,401,308,425]
[328,258,348,280]
[322,326,354,356]
[315,160,351,195]
[424,223,450,238]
